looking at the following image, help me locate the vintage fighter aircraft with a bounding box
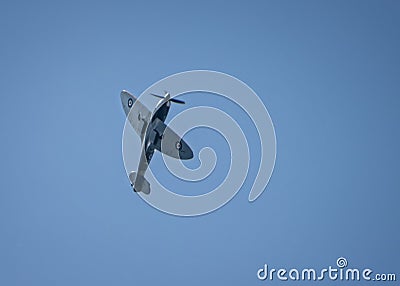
[121,90,193,194]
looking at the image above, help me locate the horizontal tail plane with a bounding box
[129,171,150,194]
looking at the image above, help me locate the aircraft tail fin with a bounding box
[128,171,150,194]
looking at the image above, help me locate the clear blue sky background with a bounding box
[1,1,399,285]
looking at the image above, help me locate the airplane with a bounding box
[120,90,194,194]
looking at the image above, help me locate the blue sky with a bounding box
[1,1,399,285]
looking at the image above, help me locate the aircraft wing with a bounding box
[123,94,152,142]
[128,104,151,141]
[151,118,193,160]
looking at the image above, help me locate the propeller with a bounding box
[150,92,185,104]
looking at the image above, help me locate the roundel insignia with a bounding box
[128,98,133,108]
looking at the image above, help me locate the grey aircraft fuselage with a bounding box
[120,90,193,193]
